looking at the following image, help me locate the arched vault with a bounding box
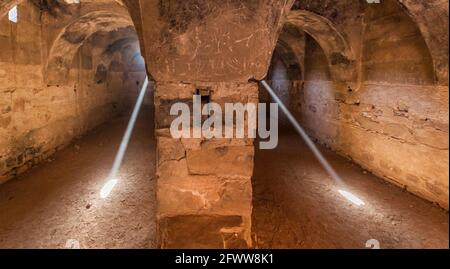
[397,0,448,85]
[286,10,356,82]
[46,11,133,85]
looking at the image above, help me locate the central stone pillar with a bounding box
[122,0,293,249]
[154,82,258,248]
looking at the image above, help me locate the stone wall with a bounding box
[154,82,258,248]
[0,2,144,184]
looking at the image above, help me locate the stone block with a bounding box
[157,172,252,217]
[159,215,247,249]
[186,145,254,177]
[157,137,186,165]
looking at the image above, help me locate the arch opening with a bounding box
[251,1,448,249]
[0,0,157,248]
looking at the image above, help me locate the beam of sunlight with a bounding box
[100,179,119,199]
[338,190,365,206]
[100,76,149,199]
[8,6,18,23]
[260,80,345,186]
[259,80,366,206]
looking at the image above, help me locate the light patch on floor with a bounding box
[0,107,156,249]
[252,129,449,249]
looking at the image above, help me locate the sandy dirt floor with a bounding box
[0,110,447,249]
[252,128,449,249]
[0,107,157,249]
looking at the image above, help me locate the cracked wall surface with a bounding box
[128,0,294,82]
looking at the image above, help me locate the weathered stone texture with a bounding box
[134,0,292,82]
[155,82,258,248]
[159,215,248,249]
